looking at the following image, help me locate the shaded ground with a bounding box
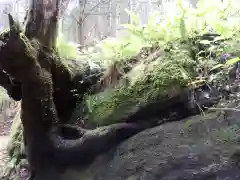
[0,100,19,135]
[64,111,240,180]
[0,100,19,170]
[0,136,9,167]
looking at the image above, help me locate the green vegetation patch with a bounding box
[79,0,240,126]
[86,43,195,125]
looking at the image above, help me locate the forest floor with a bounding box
[0,102,19,169]
[0,136,9,167]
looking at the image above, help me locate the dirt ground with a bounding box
[0,136,9,167]
[0,101,19,169]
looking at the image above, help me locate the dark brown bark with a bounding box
[0,71,22,101]
[0,12,153,180]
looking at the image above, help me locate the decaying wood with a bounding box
[0,14,153,179]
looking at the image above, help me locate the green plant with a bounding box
[56,32,80,59]
[72,0,240,125]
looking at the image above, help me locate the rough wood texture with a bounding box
[0,14,153,180]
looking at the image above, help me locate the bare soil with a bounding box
[0,101,19,169]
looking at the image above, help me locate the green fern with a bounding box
[56,32,80,60]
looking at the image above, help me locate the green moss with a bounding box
[56,32,80,60]
[213,124,240,143]
[85,44,196,125]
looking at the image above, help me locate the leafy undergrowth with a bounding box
[1,0,240,127]
[71,0,240,126]
[56,32,80,60]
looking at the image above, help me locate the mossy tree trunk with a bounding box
[0,1,155,180]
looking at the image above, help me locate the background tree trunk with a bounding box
[24,0,60,49]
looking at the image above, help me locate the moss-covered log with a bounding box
[0,14,157,180]
[0,0,104,175]
[0,20,103,180]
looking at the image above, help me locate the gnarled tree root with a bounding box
[50,122,154,167]
[1,122,154,180]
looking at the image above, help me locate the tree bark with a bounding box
[25,0,59,49]
[0,2,153,179]
[0,23,151,178]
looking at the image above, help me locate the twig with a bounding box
[197,103,206,116]
[207,107,240,112]
[71,0,110,25]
